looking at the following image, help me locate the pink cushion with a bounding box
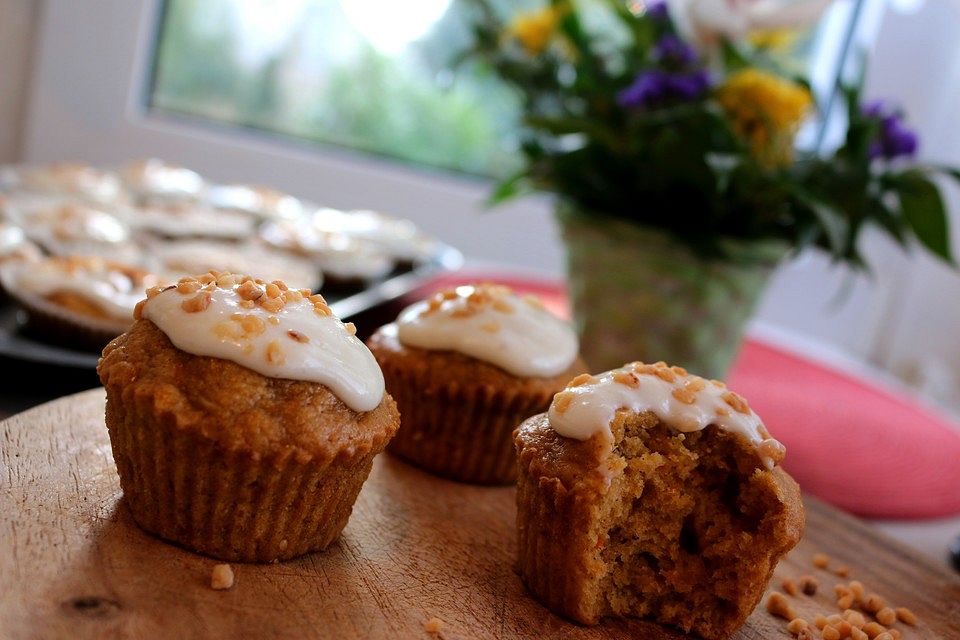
[410,274,960,519]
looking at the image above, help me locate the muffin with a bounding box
[0,255,160,350]
[260,217,394,289]
[13,201,142,264]
[514,361,804,639]
[12,162,123,204]
[97,272,399,562]
[147,238,322,292]
[124,201,256,242]
[120,158,206,205]
[367,283,587,484]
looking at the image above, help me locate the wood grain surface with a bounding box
[1,389,958,639]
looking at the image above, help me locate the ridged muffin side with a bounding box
[99,320,399,562]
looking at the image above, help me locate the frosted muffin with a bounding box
[0,222,42,266]
[0,255,159,349]
[515,361,803,639]
[367,284,587,484]
[148,239,322,292]
[120,158,206,205]
[97,272,399,562]
[260,218,394,288]
[125,201,256,242]
[12,163,123,204]
[14,202,142,264]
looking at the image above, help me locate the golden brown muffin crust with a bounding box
[98,319,398,464]
[367,323,588,394]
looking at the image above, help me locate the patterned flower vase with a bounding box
[559,208,788,380]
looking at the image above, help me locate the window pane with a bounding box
[150,0,527,177]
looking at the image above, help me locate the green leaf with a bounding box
[486,170,533,206]
[896,172,954,264]
[791,189,848,256]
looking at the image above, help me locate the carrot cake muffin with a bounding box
[514,361,803,639]
[367,283,587,484]
[120,158,206,205]
[0,222,42,265]
[148,239,322,292]
[0,255,159,349]
[125,201,256,242]
[97,272,399,562]
[14,202,142,264]
[12,162,123,204]
[260,218,394,289]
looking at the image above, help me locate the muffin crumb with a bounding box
[423,617,444,634]
[210,563,234,590]
[787,617,808,634]
[799,575,818,595]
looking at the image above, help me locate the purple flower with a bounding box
[654,34,697,67]
[618,69,711,109]
[646,1,669,21]
[863,101,920,160]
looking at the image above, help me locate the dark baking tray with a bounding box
[0,244,462,371]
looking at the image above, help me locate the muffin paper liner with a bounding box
[104,388,378,563]
[378,356,555,485]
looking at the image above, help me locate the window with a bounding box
[150,0,527,177]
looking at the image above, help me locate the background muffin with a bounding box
[367,283,587,485]
[514,361,803,639]
[97,272,399,562]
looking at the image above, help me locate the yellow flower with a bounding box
[717,68,812,167]
[508,5,565,55]
[749,28,798,51]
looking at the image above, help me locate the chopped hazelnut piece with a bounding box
[181,291,212,313]
[568,373,594,387]
[862,594,885,614]
[492,298,515,313]
[553,391,575,414]
[671,386,698,404]
[177,280,200,294]
[654,367,677,383]
[787,618,808,634]
[875,607,896,626]
[480,321,500,333]
[848,580,865,600]
[799,575,818,595]
[874,634,893,640]
[722,391,750,414]
[812,553,831,569]
[843,609,865,627]
[613,371,640,388]
[265,282,282,298]
[210,564,234,590]
[266,340,285,365]
[765,592,795,620]
[814,615,829,629]
[894,607,917,626]
[758,438,786,464]
[782,578,798,596]
[423,617,444,634]
[344,322,357,336]
[822,626,841,640]
[862,622,887,638]
[268,316,280,325]
[287,330,309,343]
[237,280,263,301]
[852,629,869,640]
[834,564,851,578]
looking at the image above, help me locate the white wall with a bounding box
[0,0,40,162]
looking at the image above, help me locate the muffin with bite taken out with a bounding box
[366,283,588,485]
[514,361,803,639]
[97,271,399,562]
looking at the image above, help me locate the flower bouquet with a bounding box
[464,0,958,376]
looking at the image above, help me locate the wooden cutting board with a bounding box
[1,390,958,639]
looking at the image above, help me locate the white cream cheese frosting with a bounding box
[121,158,206,201]
[138,272,385,412]
[396,284,579,378]
[548,362,785,469]
[6,256,157,321]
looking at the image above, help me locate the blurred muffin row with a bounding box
[0,159,447,351]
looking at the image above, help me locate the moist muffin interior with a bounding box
[590,411,794,636]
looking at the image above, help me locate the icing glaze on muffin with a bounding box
[121,158,205,201]
[16,163,122,203]
[548,361,785,469]
[7,255,157,321]
[138,272,384,411]
[0,223,42,263]
[396,283,578,378]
